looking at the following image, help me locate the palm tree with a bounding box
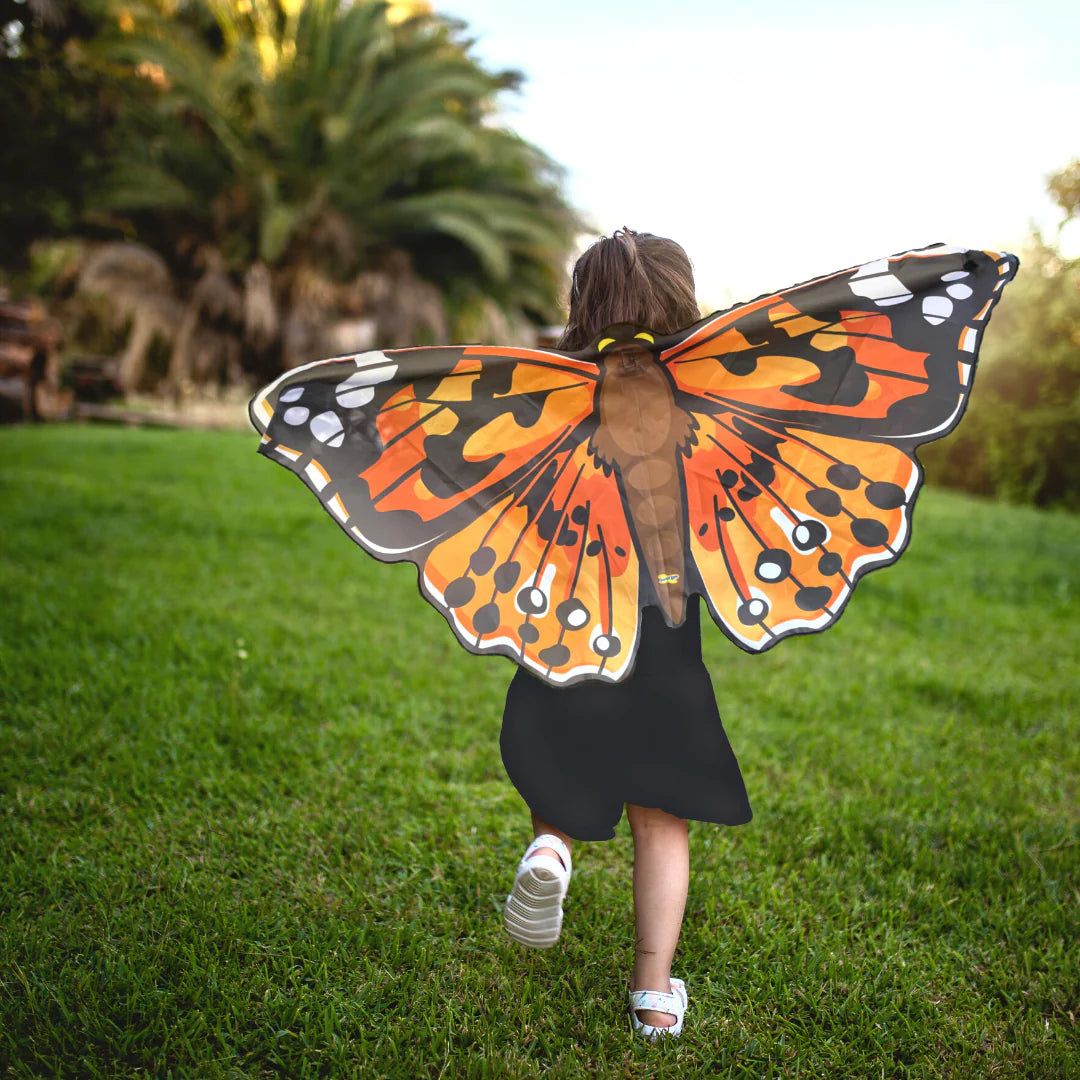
[78,0,580,392]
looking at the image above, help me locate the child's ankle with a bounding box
[631,970,672,995]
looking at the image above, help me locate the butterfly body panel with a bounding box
[250,243,1019,686]
[591,342,698,625]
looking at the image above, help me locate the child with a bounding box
[249,226,1016,1041]
[499,229,753,1040]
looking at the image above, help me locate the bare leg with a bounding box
[626,803,689,1027]
[529,811,572,870]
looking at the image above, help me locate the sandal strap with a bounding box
[628,988,681,1015]
[524,833,572,875]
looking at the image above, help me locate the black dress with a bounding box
[500,596,753,841]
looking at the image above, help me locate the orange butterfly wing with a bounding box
[661,244,1018,650]
[422,436,640,683]
[680,412,917,649]
[250,344,641,684]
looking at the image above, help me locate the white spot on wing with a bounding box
[849,272,912,306]
[851,259,889,278]
[310,411,343,442]
[514,564,557,616]
[770,507,832,547]
[336,363,398,408]
[922,295,953,325]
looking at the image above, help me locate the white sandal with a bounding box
[502,833,572,949]
[628,976,688,1040]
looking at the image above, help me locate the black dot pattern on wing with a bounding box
[686,404,920,651]
[427,427,635,680]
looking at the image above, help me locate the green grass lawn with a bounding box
[1,424,1077,1079]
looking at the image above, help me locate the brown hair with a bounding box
[557,227,700,351]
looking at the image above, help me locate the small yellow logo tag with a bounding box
[657,573,679,585]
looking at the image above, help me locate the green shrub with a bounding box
[922,234,1080,510]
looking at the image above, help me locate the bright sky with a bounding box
[438,0,1080,310]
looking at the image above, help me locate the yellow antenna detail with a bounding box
[597,337,615,351]
[634,332,655,343]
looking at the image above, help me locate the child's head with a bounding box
[558,228,700,351]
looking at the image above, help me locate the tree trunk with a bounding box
[166,302,200,404]
[117,310,157,394]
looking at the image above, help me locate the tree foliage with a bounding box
[1047,158,1080,223]
[2,0,581,389]
[94,1,576,299]
[921,163,1080,509]
[0,0,129,260]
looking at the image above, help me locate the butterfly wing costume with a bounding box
[249,243,1018,688]
[250,242,1018,839]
